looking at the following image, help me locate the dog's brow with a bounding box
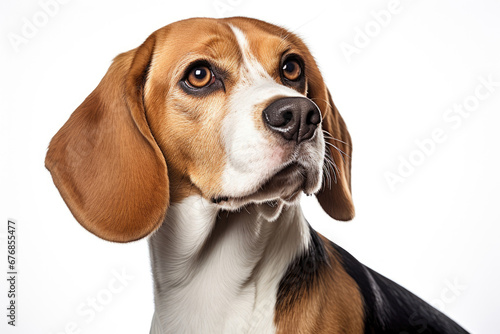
[170,53,226,79]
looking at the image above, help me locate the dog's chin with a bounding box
[212,162,321,216]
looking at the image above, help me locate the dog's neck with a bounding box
[148,195,311,333]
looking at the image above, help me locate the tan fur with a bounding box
[275,234,365,334]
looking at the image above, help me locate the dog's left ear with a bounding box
[308,74,355,221]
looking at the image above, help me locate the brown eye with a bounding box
[187,66,213,88]
[282,59,302,81]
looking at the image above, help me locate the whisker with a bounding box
[322,157,333,188]
[323,151,338,185]
[325,141,351,159]
[328,160,339,184]
[322,129,350,167]
[310,97,334,112]
[322,129,351,148]
[324,142,349,167]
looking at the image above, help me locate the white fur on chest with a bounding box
[148,196,310,334]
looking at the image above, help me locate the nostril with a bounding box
[264,107,295,127]
[306,109,321,125]
[283,111,293,125]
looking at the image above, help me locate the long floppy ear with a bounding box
[309,79,355,221]
[45,34,169,242]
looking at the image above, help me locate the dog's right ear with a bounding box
[306,65,355,221]
[45,33,169,243]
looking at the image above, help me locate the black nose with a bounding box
[262,97,321,144]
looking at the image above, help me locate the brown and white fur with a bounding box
[45,17,468,334]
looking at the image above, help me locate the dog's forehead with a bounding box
[224,17,303,61]
[152,18,297,75]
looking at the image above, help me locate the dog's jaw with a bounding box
[213,147,325,219]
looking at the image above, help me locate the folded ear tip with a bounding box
[331,208,355,221]
[84,215,165,243]
[316,185,355,222]
[320,200,355,222]
[70,194,167,243]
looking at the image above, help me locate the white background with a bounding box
[1,0,499,333]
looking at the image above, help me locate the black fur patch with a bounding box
[276,224,470,334]
[329,242,470,333]
[276,226,328,313]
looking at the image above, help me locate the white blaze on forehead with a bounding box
[229,25,272,82]
[220,25,304,198]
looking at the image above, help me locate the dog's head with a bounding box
[45,17,354,242]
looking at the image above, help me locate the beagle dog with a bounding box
[45,17,469,334]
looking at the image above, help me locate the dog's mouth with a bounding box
[211,161,315,208]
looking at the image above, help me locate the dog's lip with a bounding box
[211,162,303,204]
